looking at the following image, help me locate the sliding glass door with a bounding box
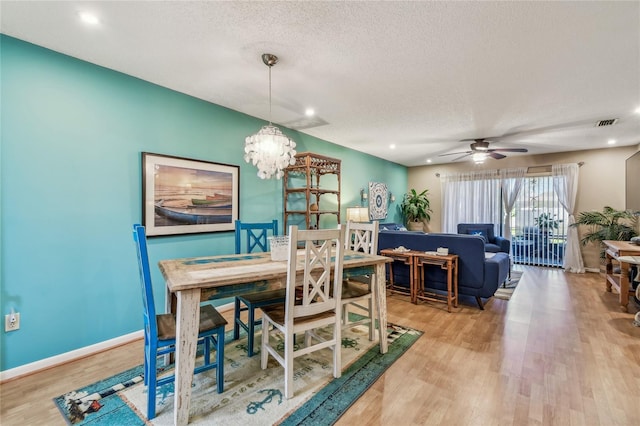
[510,176,568,267]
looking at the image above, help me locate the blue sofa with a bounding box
[378,230,510,309]
[457,223,510,254]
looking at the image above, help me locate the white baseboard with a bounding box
[0,330,143,383]
[585,267,601,273]
[0,302,235,383]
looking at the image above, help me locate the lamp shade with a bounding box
[346,207,369,222]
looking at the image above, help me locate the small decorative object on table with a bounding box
[392,246,410,253]
[269,236,289,261]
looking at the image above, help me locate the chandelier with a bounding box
[244,54,297,179]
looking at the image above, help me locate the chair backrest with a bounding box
[457,223,496,243]
[235,220,278,254]
[345,220,379,255]
[285,225,346,322]
[133,224,157,339]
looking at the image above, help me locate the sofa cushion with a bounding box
[379,222,399,230]
[466,228,488,243]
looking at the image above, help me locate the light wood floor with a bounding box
[2,266,639,425]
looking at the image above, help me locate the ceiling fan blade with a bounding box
[451,152,473,162]
[438,150,472,157]
[488,152,507,160]
[489,148,529,153]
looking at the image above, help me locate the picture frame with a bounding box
[142,152,240,236]
[368,181,388,220]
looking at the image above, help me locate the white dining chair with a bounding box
[342,220,379,340]
[260,224,346,399]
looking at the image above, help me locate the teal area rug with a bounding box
[54,319,422,425]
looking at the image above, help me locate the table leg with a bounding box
[375,263,388,354]
[410,259,417,304]
[619,262,630,312]
[453,259,459,308]
[174,289,200,426]
[446,263,452,313]
[605,252,613,292]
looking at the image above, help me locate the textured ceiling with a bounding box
[1,1,639,166]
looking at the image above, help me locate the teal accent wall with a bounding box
[0,35,407,371]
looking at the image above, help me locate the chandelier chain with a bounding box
[268,65,272,124]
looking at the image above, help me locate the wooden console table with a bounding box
[413,252,459,312]
[380,249,459,311]
[379,248,418,301]
[603,240,640,312]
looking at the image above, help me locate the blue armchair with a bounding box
[457,223,510,254]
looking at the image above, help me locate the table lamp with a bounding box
[346,206,369,222]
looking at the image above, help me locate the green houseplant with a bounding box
[400,189,432,232]
[534,212,563,234]
[571,206,638,258]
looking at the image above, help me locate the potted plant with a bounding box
[400,189,432,232]
[534,212,563,234]
[571,206,638,259]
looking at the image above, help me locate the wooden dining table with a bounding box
[158,249,391,426]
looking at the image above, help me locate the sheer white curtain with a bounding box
[500,168,527,241]
[552,163,585,273]
[441,169,501,233]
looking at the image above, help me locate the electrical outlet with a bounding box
[5,313,20,332]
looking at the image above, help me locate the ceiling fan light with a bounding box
[472,152,488,162]
[473,140,490,151]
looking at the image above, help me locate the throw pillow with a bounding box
[468,228,488,243]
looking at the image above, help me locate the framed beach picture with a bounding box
[142,152,240,236]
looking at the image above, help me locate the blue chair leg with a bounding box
[247,305,256,357]
[204,335,211,365]
[216,330,225,393]
[143,346,149,386]
[147,344,157,420]
[233,297,242,340]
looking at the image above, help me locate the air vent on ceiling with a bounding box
[595,118,618,127]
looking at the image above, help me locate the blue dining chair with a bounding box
[133,224,226,420]
[233,219,285,357]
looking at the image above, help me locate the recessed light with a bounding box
[389,144,396,149]
[635,106,640,114]
[304,108,315,117]
[607,139,616,145]
[426,159,432,163]
[79,12,99,25]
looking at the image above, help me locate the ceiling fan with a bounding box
[439,138,528,162]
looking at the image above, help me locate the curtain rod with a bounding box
[434,162,584,177]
